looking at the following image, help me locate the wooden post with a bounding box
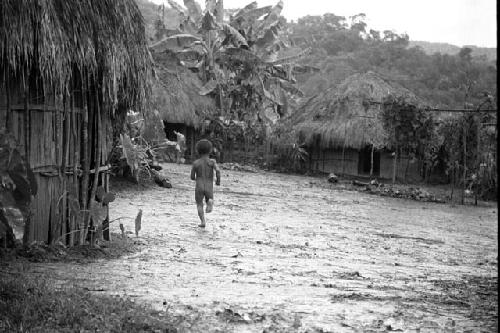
[392,150,397,184]
[22,82,31,245]
[461,122,466,205]
[79,75,90,245]
[102,171,110,241]
[5,68,11,131]
[450,167,455,202]
[475,111,480,205]
[88,79,102,246]
[70,93,78,247]
[341,123,347,175]
[370,144,374,177]
[191,128,195,161]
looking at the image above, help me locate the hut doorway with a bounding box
[358,146,380,176]
[163,121,186,141]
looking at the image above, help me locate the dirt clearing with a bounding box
[5,163,497,332]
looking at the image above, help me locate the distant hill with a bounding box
[409,41,496,61]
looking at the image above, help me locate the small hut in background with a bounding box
[151,52,216,161]
[0,0,151,244]
[292,71,423,181]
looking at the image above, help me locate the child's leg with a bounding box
[195,190,206,227]
[197,203,205,227]
[205,191,214,213]
[206,199,214,213]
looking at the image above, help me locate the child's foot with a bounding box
[198,222,206,228]
[206,199,214,213]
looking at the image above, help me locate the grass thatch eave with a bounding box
[0,0,152,112]
[152,52,216,129]
[293,71,424,150]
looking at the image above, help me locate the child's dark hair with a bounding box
[195,139,213,155]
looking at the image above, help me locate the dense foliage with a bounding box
[137,1,497,197]
[0,130,37,246]
[288,14,497,109]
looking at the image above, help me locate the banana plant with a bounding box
[150,0,310,125]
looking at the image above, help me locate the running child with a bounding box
[190,139,221,227]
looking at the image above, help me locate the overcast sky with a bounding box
[150,0,497,47]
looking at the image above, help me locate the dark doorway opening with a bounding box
[358,146,380,176]
[163,121,185,141]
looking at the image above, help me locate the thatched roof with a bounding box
[152,52,216,128]
[292,71,422,149]
[0,0,152,111]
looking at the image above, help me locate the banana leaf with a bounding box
[176,48,204,62]
[270,47,311,65]
[89,200,108,225]
[201,11,218,31]
[167,0,187,15]
[215,0,224,23]
[150,34,201,53]
[221,24,248,48]
[199,79,218,95]
[268,77,304,97]
[231,5,272,28]
[257,1,283,34]
[135,209,143,237]
[205,0,216,13]
[183,0,202,21]
[232,1,258,18]
[292,64,321,74]
[219,47,263,65]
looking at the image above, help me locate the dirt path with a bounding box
[21,164,500,332]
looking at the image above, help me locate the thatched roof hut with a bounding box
[152,52,216,129]
[292,71,421,149]
[0,0,152,244]
[0,0,152,111]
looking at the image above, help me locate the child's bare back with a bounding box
[191,157,219,204]
[190,140,220,227]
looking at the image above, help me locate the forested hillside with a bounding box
[137,1,497,109]
[288,14,497,109]
[409,41,496,62]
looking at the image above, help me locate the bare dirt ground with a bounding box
[10,163,499,332]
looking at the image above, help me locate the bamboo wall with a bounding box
[0,78,112,244]
[310,149,359,176]
[309,148,424,182]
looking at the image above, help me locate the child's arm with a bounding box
[212,160,221,185]
[190,164,196,181]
